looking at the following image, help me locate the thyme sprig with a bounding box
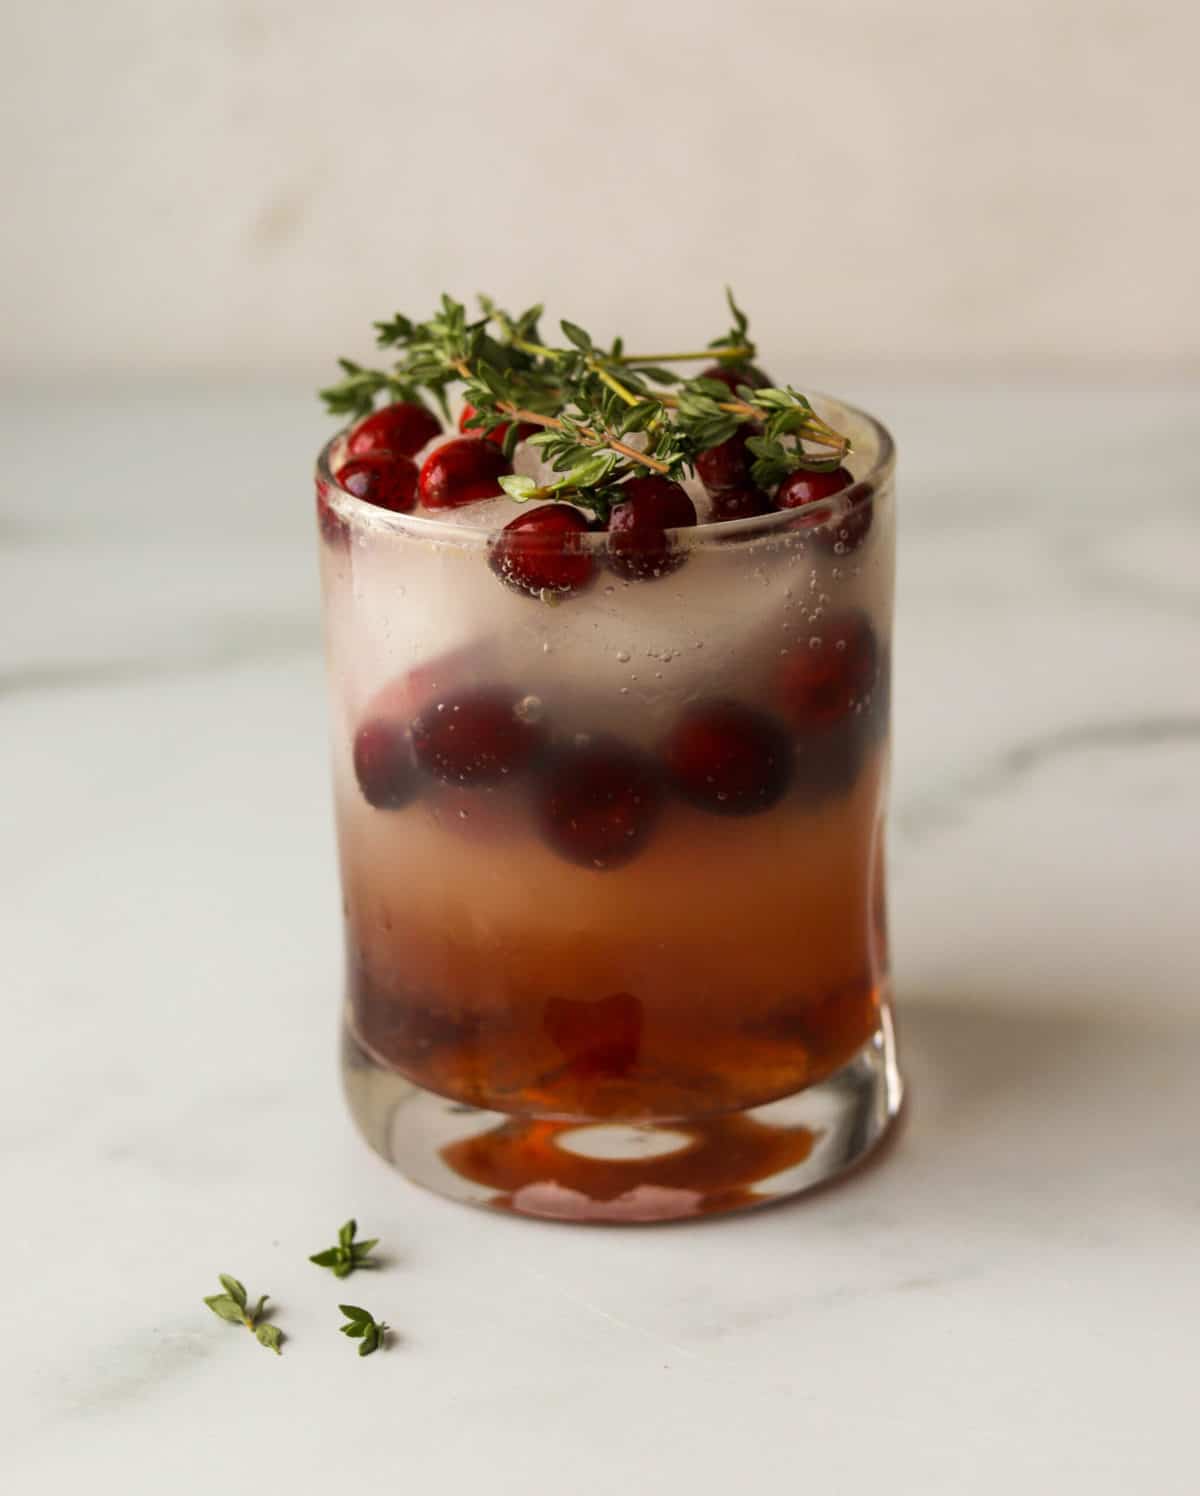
[202,1274,283,1355]
[321,291,850,508]
[309,1218,380,1279]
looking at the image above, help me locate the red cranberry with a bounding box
[459,403,539,448]
[607,475,697,582]
[695,431,752,496]
[662,701,793,816]
[347,401,441,459]
[360,644,498,741]
[776,466,872,553]
[489,504,595,598]
[775,611,880,732]
[699,363,771,395]
[419,438,511,509]
[775,465,853,510]
[410,686,546,786]
[335,454,418,513]
[709,485,773,521]
[397,644,492,717]
[353,718,419,809]
[536,736,663,869]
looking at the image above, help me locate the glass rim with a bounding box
[315,393,895,549]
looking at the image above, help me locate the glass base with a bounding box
[341,1006,903,1224]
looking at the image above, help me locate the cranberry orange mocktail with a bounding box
[316,294,900,1218]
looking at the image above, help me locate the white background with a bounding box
[3,0,1198,378]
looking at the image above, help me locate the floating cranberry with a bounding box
[775,611,880,732]
[709,485,773,521]
[663,701,793,816]
[459,403,539,448]
[776,466,871,553]
[347,401,441,459]
[489,504,595,598]
[607,476,697,582]
[699,363,771,395]
[335,453,418,513]
[398,643,493,718]
[695,430,753,496]
[411,686,546,786]
[536,736,663,869]
[353,718,419,809]
[419,438,511,509]
[775,465,853,510]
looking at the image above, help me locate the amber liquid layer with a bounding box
[342,751,888,1122]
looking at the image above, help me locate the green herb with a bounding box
[202,1274,282,1355]
[321,292,851,509]
[338,1304,389,1357]
[309,1218,380,1279]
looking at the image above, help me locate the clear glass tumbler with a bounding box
[317,396,901,1222]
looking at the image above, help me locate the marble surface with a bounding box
[3,380,1199,1493]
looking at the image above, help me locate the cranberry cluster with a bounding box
[351,609,884,869]
[319,381,872,591]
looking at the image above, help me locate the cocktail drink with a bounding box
[316,296,901,1221]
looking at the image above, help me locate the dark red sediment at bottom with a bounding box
[346,960,881,1124]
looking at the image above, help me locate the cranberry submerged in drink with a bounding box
[316,293,901,1221]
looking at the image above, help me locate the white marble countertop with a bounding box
[3,380,1198,1493]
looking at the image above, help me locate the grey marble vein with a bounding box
[896,715,1200,848]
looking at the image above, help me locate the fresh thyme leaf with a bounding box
[204,1293,245,1325]
[706,286,754,358]
[255,1324,283,1355]
[373,313,415,348]
[560,319,592,351]
[218,1275,247,1308]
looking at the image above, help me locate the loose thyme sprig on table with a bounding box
[309,1218,380,1279]
[338,1304,389,1357]
[321,291,850,523]
[202,1274,283,1355]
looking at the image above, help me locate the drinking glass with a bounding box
[316,396,901,1222]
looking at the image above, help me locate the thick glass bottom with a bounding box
[342,1004,903,1223]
